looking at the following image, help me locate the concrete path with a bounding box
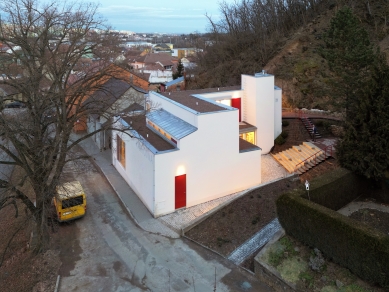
[228,218,281,265]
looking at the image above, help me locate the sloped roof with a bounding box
[0,84,19,96]
[142,63,165,71]
[134,52,174,65]
[163,76,184,87]
[147,109,197,139]
[122,115,175,152]
[130,71,150,82]
[154,43,171,49]
[124,102,144,113]
[157,60,173,67]
[85,78,145,118]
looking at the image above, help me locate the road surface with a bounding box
[57,151,272,291]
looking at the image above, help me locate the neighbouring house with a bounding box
[152,43,173,53]
[129,53,178,88]
[84,77,147,150]
[172,48,198,59]
[160,76,185,92]
[71,65,148,134]
[180,57,197,70]
[127,71,150,92]
[0,84,23,105]
[130,52,175,70]
[111,72,282,217]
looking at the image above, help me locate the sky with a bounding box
[96,0,230,34]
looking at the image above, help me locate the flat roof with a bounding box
[239,121,257,133]
[159,86,240,113]
[122,115,175,152]
[239,138,261,153]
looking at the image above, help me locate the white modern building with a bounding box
[112,72,282,217]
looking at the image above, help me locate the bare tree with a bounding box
[0,0,145,254]
[194,0,330,88]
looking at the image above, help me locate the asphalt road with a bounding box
[57,151,272,292]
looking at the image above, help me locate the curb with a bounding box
[87,155,179,239]
[86,156,143,231]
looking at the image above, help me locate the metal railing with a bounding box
[294,145,333,174]
[298,109,316,139]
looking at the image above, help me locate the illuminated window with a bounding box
[240,131,255,144]
[116,135,125,168]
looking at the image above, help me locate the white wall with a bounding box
[199,90,242,100]
[241,74,275,154]
[274,87,282,138]
[153,109,261,217]
[112,126,155,215]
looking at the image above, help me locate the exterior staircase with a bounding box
[271,142,332,174]
[301,116,321,141]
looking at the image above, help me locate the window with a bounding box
[240,131,255,144]
[62,196,84,209]
[117,135,126,168]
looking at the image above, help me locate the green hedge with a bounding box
[277,193,389,288]
[300,168,368,210]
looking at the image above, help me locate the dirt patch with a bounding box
[186,178,300,256]
[0,166,62,292]
[349,208,389,234]
[0,199,61,292]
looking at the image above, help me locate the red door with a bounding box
[175,174,186,209]
[231,98,241,122]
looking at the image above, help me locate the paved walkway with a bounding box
[282,109,342,120]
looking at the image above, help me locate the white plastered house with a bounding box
[112,72,282,217]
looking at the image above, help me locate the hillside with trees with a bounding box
[191,0,389,110]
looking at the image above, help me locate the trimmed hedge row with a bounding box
[277,191,389,288]
[300,168,368,210]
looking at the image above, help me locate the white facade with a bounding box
[143,69,173,84]
[112,72,282,217]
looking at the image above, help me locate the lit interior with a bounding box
[239,131,255,144]
[216,99,231,106]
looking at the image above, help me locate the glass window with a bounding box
[62,196,84,209]
[117,135,126,168]
[241,131,255,144]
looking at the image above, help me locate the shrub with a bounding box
[281,130,289,139]
[275,135,285,145]
[282,120,290,127]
